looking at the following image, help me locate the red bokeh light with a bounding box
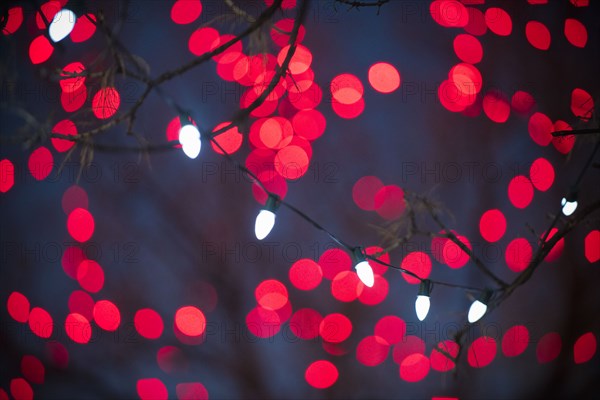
[189,27,219,56]
[358,274,388,305]
[176,383,209,400]
[482,90,510,123]
[59,62,86,93]
[2,7,24,35]
[502,325,530,357]
[544,228,564,262]
[331,73,364,104]
[479,209,507,242]
[368,62,401,93]
[525,21,551,50]
[528,112,554,146]
[246,306,281,338]
[453,34,483,64]
[171,0,202,24]
[331,97,364,119]
[585,230,600,263]
[36,1,61,29]
[51,119,77,152]
[67,208,95,242]
[318,249,351,280]
[430,340,459,371]
[465,7,487,36]
[552,120,575,154]
[135,308,164,340]
[485,7,512,36]
[331,271,362,302]
[571,88,594,121]
[429,0,468,27]
[374,316,406,345]
[137,378,168,400]
[45,341,69,369]
[68,290,94,321]
[62,246,85,279]
[467,336,497,368]
[290,308,322,340]
[401,252,432,284]
[29,35,54,64]
[305,360,338,389]
[271,18,305,47]
[400,353,430,382]
[29,307,53,338]
[537,332,562,363]
[356,335,390,366]
[292,109,326,140]
[511,90,535,114]
[277,44,312,75]
[175,306,206,337]
[353,176,384,211]
[274,145,309,180]
[529,157,555,192]
[92,87,120,119]
[28,146,53,181]
[255,279,288,310]
[365,246,390,275]
[442,235,471,269]
[374,185,405,220]
[93,300,121,331]
[564,19,587,48]
[21,355,45,384]
[65,313,92,344]
[77,259,104,293]
[70,14,96,43]
[62,185,89,215]
[10,378,33,400]
[505,238,532,272]
[393,335,426,364]
[0,159,14,193]
[508,175,534,209]
[61,85,87,112]
[211,122,243,155]
[573,332,596,364]
[289,258,322,290]
[7,292,30,323]
[320,313,352,343]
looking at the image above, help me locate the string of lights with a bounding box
[44,0,598,326]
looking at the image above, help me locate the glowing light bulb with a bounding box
[415,280,432,321]
[467,300,487,323]
[255,195,279,240]
[415,296,430,321]
[255,210,275,240]
[179,124,201,159]
[49,9,77,42]
[561,197,577,216]
[467,290,491,323]
[355,260,374,287]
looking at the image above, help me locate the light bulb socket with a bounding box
[566,189,578,203]
[263,194,280,213]
[478,289,492,305]
[418,280,433,297]
[352,247,366,264]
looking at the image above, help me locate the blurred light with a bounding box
[468,291,491,323]
[352,248,374,287]
[179,124,201,159]
[415,280,432,321]
[49,9,76,42]
[561,197,577,216]
[255,195,278,240]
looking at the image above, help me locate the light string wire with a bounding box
[34,0,600,319]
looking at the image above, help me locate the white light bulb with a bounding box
[355,260,374,287]
[561,197,577,216]
[49,9,77,43]
[415,295,430,321]
[255,210,275,240]
[179,124,201,159]
[467,300,487,323]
